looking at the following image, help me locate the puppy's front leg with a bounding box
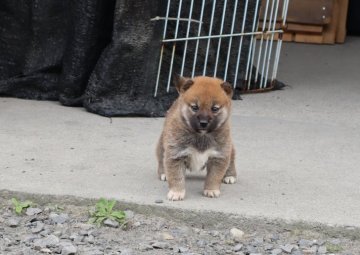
[164,156,186,201]
[223,146,237,184]
[204,158,229,198]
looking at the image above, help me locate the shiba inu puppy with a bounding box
[156,75,237,201]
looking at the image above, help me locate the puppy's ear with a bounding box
[221,82,233,98]
[174,74,194,94]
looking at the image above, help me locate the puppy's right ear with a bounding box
[174,74,194,94]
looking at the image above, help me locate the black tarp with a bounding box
[0,0,268,117]
[347,0,360,36]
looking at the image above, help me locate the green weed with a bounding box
[11,198,32,215]
[326,243,343,253]
[89,198,126,226]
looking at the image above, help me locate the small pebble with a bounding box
[60,242,77,255]
[161,232,174,240]
[50,213,69,224]
[230,228,245,242]
[103,219,119,228]
[26,208,43,216]
[271,248,283,255]
[124,210,134,219]
[40,248,52,253]
[233,243,243,252]
[152,241,169,249]
[32,222,45,234]
[280,244,296,253]
[7,218,21,227]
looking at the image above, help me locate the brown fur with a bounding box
[156,76,237,201]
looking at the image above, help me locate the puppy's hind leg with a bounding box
[156,133,166,181]
[223,146,237,184]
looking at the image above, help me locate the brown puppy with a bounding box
[156,75,237,201]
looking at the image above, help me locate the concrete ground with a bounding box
[1,37,360,227]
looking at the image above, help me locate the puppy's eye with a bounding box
[211,106,220,113]
[190,104,199,112]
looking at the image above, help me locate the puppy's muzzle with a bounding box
[197,114,212,130]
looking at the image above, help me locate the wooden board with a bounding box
[287,23,324,34]
[282,33,294,42]
[294,33,325,44]
[322,0,340,44]
[257,0,349,44]
[335,0,349,43]
[286,0,333,25]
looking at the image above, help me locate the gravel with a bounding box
[0,197,359,255]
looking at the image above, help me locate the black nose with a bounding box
[199,120,208,128]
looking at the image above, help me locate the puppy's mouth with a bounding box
[197,129,208,134]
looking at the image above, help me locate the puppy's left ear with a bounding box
[174,74,194,94]
[221,82,233,98]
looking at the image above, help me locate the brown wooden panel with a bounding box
[259,0,334,25]
[294,33,325,44]
[287,0,333,25]
[287,23,324,34]
[322,0,339,44]
[335,0,349,43]
[258,21,282,30]
[259,0,284,22]
[282,33,294,42]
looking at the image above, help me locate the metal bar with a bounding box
[166,0,183,92]
[271,39,282,81]
[191,0,206,78]
[254,0,270,84]
[259,38,269,88]
[213,0,228,77]
[233,0,250,88]
[272,0,290,81]
[264,0,280,88]
[154,0,171,97]
[283,0,289,26]
[150,16,202,24]
[203,0,217,76]
[223,0,239,81]
[180,0,194,76]
[245,0,261,90]
[162,1,171,38]
[154,46,165,97]
[247,38,258,89]
[162,30,282,43]
[259,0,275,89]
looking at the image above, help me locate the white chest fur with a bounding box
[181,147,222,171]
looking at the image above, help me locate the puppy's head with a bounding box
[174,75,233,134]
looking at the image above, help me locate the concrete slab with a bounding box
[1,37,360,227]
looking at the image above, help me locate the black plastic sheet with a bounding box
[0,0,271,117]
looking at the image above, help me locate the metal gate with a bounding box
[153,0,289,97]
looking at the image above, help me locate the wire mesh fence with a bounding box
[153,0,289,97]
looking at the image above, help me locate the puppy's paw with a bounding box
[203,189,220,198]
[160,174,167,181]
[167,189,185,201]
[223,176,236,184]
